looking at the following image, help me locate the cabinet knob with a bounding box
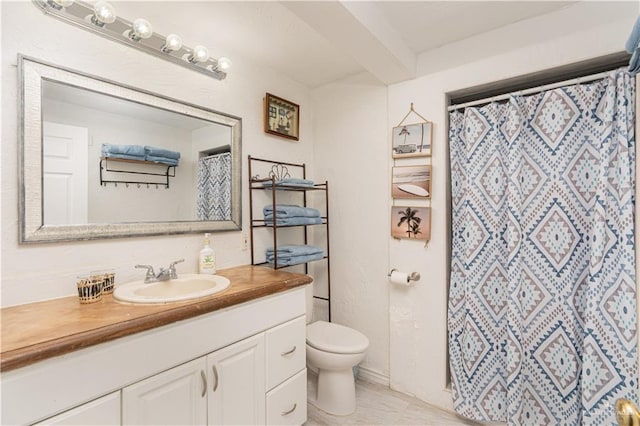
[280,346,297,356]
[212,365,219,392]
[200,370,207,398]
[281,403,297,416]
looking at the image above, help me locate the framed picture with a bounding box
[392,165,431,199]
[391,206,431,241]
[392,122,432,158]
[264,93,300,140]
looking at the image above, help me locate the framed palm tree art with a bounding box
[391,206,431,241]
[392,122,432,158]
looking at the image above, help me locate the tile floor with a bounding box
[305,373,483,426]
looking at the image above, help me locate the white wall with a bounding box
[312,0,639,412]
[1,2,315,307]
[312,72,390,383]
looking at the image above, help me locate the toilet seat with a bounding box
[306,321,369,354]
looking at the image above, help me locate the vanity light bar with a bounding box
[32,0,229,80]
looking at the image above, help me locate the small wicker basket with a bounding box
[77,275,103,304]
[92,269,115,294]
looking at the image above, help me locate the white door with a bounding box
[43,122,89,225]
[35,391,121,426]
[122,357,208,425]
[207,334,265,426]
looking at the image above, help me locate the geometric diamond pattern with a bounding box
[581,334,623,411]
[478,153,506,211]
[448,68,637,425]
[565,143,600,209]
[601,271,637,350]
[531,90,579,154]
[477,263,508,321]
[533,324,580,398]
[528,200,582,274]
[460,315,492,377]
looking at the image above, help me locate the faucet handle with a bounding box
[135,264,156,281]
[169,259,185,268]
[168,259,184,279]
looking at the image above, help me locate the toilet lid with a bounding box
[306,321,369,354]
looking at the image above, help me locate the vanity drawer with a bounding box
[265,315,306,390]
[266,369,307,426]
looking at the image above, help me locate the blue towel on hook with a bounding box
[144,146,181,160]
[263,204,321,218]
[101,143,146,158]
[626,16,640,75]
[145,155,179,166]
[264,217,323,226]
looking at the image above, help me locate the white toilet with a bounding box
[305,285,369,416]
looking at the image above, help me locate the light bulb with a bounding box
[130,18,153,41]
[161,34,183,52]
[92,1,116,26]
[216,57,232,71]
[188,45,210,63]
[48,0,74,9]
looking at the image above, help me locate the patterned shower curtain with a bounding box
[197,152,231,221]
[448,68,637,425]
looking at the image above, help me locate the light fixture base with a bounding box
[32,0,227,80]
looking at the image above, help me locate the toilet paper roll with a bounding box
[389,270,410,286]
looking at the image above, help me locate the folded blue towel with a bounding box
[103,153,146,161]
[144,146,181,160]
[265,244,323,259]
[262,178,315,188]
[263,204,321,218]
[626,16,640,53]
[102,143,146,157]
[264,217,323,226]
[267,252,324,266]
[145,155,179,166]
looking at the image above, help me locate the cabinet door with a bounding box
[36,391,121,426]
[123,358,207,425]
[207,334,265,426]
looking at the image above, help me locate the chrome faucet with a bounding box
[135,259,184,283]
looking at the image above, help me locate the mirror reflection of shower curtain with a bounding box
[197,152,231,221]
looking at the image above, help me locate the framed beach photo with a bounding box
[392,122,432,158]
[391,206,431,241]
[392,165,431,199]
[264,93,300,141]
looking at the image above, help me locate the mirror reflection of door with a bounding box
[43,122,89,225]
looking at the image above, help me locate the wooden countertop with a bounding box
[0,265,312,372]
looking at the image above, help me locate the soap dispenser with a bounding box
[199,233,216,274]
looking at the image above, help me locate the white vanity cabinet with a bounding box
[122,357,208,425]
[35,392,121,425]
[207,333,265,425]
[2,287,307,426]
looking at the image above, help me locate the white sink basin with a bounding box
[113,274,231,304]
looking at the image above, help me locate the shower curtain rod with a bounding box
[447,70,611,111]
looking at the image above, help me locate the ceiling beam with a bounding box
[282,1,416,85]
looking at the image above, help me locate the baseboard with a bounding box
[356,366,390,386]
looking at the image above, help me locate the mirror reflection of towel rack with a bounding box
[99,157,176,188]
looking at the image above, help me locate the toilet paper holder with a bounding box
[388,269,421,282]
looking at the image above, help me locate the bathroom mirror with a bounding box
[19,55,242,243]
